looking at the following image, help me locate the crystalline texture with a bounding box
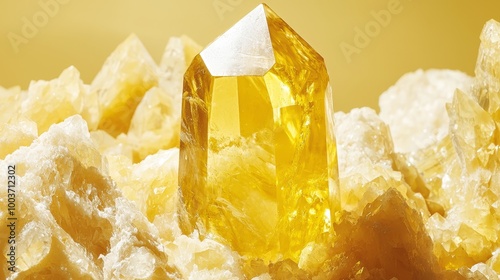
[0,116,180,279]
[473,20,500,113]
[93,34,159,137]
[178,4,338,262]
[379,69,473,153]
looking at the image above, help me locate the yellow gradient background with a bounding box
[1,1,499,112]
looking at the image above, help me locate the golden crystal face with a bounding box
[178,4,339,262]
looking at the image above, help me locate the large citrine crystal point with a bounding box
[178,3,339,263]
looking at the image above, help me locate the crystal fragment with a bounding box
[334,108,399,213]
[127,86,177,161]
[401,19,500,273]
[379,69,473,153]
[334,108,430,219]
[165,233,244,279]
[473,20,500,113]
[160,35,202,102]
[0,116,180,279]
[9,66,96,134]
[178,4,338,262]
[93,34,159,137]
[0,120,37,160]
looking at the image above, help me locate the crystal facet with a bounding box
[178,4,339,262]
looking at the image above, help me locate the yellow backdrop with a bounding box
[1,1,499,112]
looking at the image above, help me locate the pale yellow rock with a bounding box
[108,148,182,241]
[379,69,473,153]
[407,20,500,276]
[101,197,179,279]
[423,87,500,271]
[123,36,202,162]
[90,129,134,160]
[251,274,272,280]
[126,86,178,162]
[158,35,202,144]
[0,116,180,279]
[3,198,103,279]
[165,232,243,280]
[0,68,98,135]
[461,263,499,280]
[335,108,400,212]
[20,66,95,134]
[334,108,429,219]
[0,120,37,160]
[335,108,396,177]
[159,36,202,102]
[92,34,159,137]
[473,20,500,113]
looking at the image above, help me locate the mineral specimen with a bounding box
[1,5,500,280]
[93,34,159,136]
[379,69,473,153]
[384,19,500,277]
[178,3,338,263]
[0,116,180,279]
[423,20,500,272]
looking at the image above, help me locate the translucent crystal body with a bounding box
[178,4,338,262]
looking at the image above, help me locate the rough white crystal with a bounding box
[379,69,473,153]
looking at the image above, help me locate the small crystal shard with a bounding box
[473,20,500,113]
[178,4,338,262]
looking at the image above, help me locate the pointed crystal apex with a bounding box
[201,4,275,76]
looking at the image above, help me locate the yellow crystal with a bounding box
[178,4,338,263]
